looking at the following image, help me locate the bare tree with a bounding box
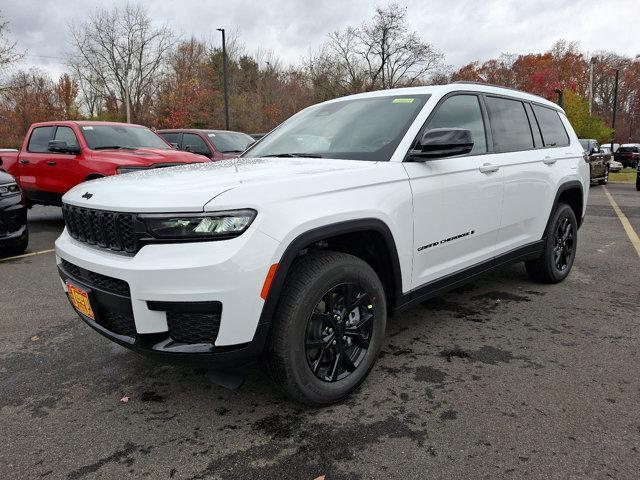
[308,4,444,94]
[67,3,175,121]
[0,13,22,68]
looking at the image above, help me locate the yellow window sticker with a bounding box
[392,98,415,103]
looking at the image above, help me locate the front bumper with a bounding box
[55,226,280,365]
[0,194,27,246]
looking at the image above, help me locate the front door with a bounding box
[17,125,56,202]
[404,94,504,289]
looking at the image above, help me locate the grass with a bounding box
[609,167,637,184]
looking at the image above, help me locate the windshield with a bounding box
[618,146,638,153]
[80,125,170,150]
[242,94,430,161]
[207,131,254,153]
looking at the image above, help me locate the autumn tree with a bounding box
[68,3,175,123]
[563,89,612,143]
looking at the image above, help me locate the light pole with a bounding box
[217,28,230,130]
[611,69,619,153]
[588,57,596,115]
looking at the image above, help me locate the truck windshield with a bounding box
[242,94,429,161]
[80,125,170,150]
[206,131,254,153]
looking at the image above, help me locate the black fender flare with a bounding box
[543,180,584,237]
[257,218,403,329]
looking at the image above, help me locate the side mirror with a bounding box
[48,140,80,155]
[169,142,179,149]
[185,144,212,158]
[409,128,474,160]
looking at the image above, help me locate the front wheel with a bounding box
[525,203,577,283]
[266,251,386,406]
[598,166,609,185]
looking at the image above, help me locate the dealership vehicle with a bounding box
[614,144,640,168]
[0,121,208,207]
[579,138,610,185]
[0,171,28,255]
[157,129,254,160]
[56,83,589,405]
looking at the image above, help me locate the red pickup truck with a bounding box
[0,121,208,206]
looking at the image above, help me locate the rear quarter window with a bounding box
[531,105,570,147]
[485,96,534,153]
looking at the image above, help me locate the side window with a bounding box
[27,126,55,153]
[159,132,181,147]
[531,105,570,147]
[485,97,534,153]
[425,95,487,154]
[53,126,79,149]
[182,133,211,156]
[524,103,543,148]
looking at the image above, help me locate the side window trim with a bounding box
[524,102,543,149]
[405,92,489,160]
[26,126,56,153]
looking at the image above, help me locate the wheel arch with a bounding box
[544,180,584,237]
[258,218,404,327]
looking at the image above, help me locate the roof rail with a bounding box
[451,81,552,103]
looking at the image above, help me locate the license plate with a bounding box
[67,282,95,320]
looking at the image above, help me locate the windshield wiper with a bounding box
[93,146,138,150]
[221,149,244,153]
[264,153,322,158]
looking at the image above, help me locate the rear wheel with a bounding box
[266,251,386,406]
[525,203,577,284]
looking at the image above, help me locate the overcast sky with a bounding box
[3,0,640,79]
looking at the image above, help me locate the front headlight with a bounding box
[140,209,256,239]
[0,182,20,196]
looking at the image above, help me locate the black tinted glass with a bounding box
[425,95,487,154]
[54,126,79,148]
[183,134,210,156]
[532,105,570,147]
[27,126,55,153]
[485,97,533,153]
[159,132,181,145]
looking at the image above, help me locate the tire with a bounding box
[598,166,609,185]
[4,228,29,256]
[266,250,387,406]
[525,203,577,284]
[636,176,640,191]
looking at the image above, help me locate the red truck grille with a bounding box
[62,204,138,253]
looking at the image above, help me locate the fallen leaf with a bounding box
[120,396,130,403]
[31,335,40,341]
[314,476,326,480]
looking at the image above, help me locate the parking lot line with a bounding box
[0,249,55,263]
[604,187,640,257]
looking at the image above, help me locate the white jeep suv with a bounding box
[56,83,589,405]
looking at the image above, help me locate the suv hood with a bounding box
[91,147,207,166]
[62,157,379,212]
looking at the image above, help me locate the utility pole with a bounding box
[611,69,619,153]
[124,63,131,124]
[588,57,595,115]
[217,28,230,130]
[554,88,564,108]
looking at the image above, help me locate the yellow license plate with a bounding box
[67,282,95,320]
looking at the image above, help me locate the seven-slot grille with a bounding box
[62,204,137,253]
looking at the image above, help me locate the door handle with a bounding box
[543,157,557,165]
[479,163,500,174]
[47,161,56,166]
[19,159,30,164]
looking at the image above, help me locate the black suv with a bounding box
[0,170,28,255]
[579,139,610,185]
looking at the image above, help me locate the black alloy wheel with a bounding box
[553,216,574,271]
[305,283,374,382]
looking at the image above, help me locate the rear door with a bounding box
[405,93,504,288]
[17,126,55,199]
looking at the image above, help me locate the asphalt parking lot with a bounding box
[1,183,639,479]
